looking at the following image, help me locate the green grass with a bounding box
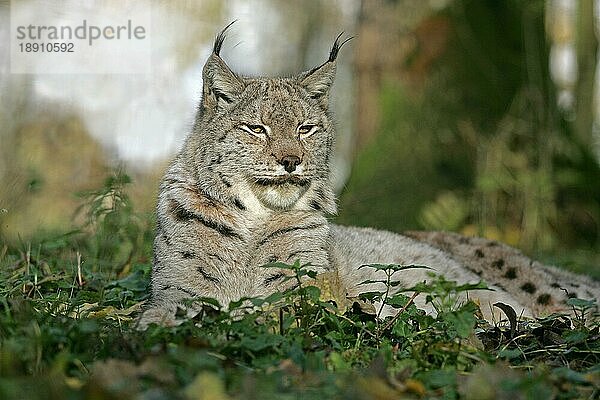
[1,174,599,399]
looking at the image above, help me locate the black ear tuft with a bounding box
[328,32,353,62]
[213,20,237,56]
[203,21,244,110]
[297,33,353,101]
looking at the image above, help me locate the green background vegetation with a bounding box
[337,0,600,276]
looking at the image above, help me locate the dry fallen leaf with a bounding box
[70,301,145,321]
[184,372,231,400]
[314,270,353,314]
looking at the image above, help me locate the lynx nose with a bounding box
[279,155,301,173]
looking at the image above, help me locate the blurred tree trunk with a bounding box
[354,1,441,151]
[574,0,597,147]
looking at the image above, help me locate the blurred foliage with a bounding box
[337,0,600,272]
[0,112,165,247]
[0,179,598,398]
[74,171,154,275]
[0,114,108,240]
[337,81,473,231]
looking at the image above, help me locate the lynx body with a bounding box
[139,28,599,327]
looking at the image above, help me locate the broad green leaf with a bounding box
[566,298,596,309]
[444,310,476,338]
[359,263,432,272]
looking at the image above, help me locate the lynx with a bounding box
[138,27,599,328]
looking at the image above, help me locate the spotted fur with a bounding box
[403,231,600,316]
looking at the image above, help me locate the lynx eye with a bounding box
[298,124,318,138]
[240,124,268,139]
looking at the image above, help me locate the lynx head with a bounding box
[192,24,351,213]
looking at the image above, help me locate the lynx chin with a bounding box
[138,25,599,328]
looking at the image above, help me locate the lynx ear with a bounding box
[299,33,352,102]
[202,23,244,110]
